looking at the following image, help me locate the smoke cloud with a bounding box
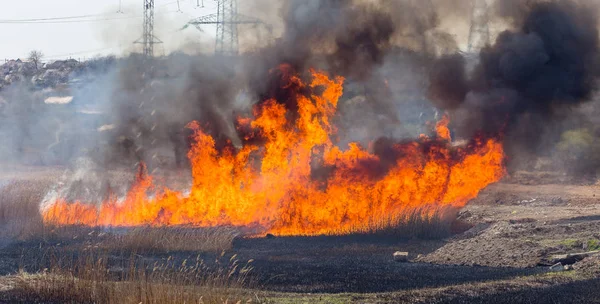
[429,0,600,165]
[2,0,600,186]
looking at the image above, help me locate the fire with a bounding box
[435,114,451,141]
[43,67,505,236]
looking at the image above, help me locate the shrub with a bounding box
[555,128,600,178]
[587,239,600,251]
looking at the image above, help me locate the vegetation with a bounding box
[0,180,49,240]
[13,250,255,304]
[555,128,600,178]
[556,238,600,252]
[342,207,455,240]
[0,180,253,303]
[586,239,600,251]
[110,226,239,254]
[0,181,239,252]
[27,50,43,70]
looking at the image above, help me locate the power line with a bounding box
[0,1,181,24]
[0,11,179,25]
[185,0,270,56]
[0,16,143,24]
[0,13,120,22]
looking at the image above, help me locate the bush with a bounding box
[587,239,600,251]
[555,128,600,178]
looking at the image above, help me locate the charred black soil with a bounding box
[233,236,546,294]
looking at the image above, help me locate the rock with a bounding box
[457,210,473,220]
[549,262,564,272]
[265,233,276,239]
[393,251,409,262]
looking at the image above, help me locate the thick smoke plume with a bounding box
[429,1,600,171]
[0,0,470,174]
[2,0,600,190]
[242,0,464,146]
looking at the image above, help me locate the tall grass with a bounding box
[15,249,255,304]
[0,180,48,240]
[0,180,239,253]
[109,226,239,254]
[1,180,250,303]
[340,207,456,240]
[0,180,457,243]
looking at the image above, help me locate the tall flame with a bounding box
[43,68,505,236]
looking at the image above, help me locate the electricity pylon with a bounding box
[185,0,271,56]
[134,0,163,58]
[467,0,490,53]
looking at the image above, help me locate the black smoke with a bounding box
[243,0,455,139]
[429,1,600,154]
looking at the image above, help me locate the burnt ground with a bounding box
[234,237,542,294]
[0,167,599,303]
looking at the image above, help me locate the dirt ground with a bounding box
[0,167,599,303]
[418,182,600,268]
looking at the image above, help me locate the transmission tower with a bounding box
[134,0,163,58]
[185,0,271,56]
[217,0,238,55]
[467,0,490,53]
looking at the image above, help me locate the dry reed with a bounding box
[342,207,455,239]
[15,249,255,304]
[0,180,48,240]
[108,226,240,254]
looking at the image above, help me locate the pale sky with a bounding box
[0,0,219,61]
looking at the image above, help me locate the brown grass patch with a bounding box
[341,207,456,240]
[0,180,238,254]
[108,226,239,254]
[0,180,48,240]
[13,250,255,304]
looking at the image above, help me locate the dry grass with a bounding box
[0,180,48,240]
[0,180,239,254]
[0,180,98,243]
[0,179,455,244]
[109,226,240,254]
[0,180,250,303]
[14,249,255,304]
[344,207,455,240]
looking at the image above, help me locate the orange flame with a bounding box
[435,114,451,141]
[43,68,505,236]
